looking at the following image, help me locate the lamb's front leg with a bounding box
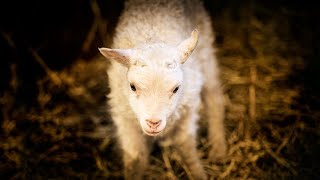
[174,135,207,179]
[170,112,207,180]
[116,119,149,180]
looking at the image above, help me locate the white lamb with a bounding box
[99,0,226,179]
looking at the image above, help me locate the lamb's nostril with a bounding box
[146,119,161,129]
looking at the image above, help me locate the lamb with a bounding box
[99,0,226,179]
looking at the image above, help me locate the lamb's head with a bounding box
[99,30,199,136]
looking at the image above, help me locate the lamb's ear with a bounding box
[177,29,199,64]
[99,48,135,67]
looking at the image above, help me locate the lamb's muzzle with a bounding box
[141,118,166,136]
[146,119,161,129]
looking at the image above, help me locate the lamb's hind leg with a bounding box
[202,72,227,162]
[204,83,227,161]
[202,55,227,162]
[195,10,227,161]
[116,120,149,180]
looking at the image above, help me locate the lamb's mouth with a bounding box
[143,129,162,136]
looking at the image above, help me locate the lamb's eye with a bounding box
[130,84,136,91]
[173,86,179,93]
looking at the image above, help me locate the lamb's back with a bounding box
[113,0,209,49]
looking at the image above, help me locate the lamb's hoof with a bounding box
[208,142,227,163]
[189,169,207,180]
[194,173,208,180]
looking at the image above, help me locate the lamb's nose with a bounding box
[146,119,161,129]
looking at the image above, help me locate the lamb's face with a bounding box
[99,29,199,136]
[126,47,183,136]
